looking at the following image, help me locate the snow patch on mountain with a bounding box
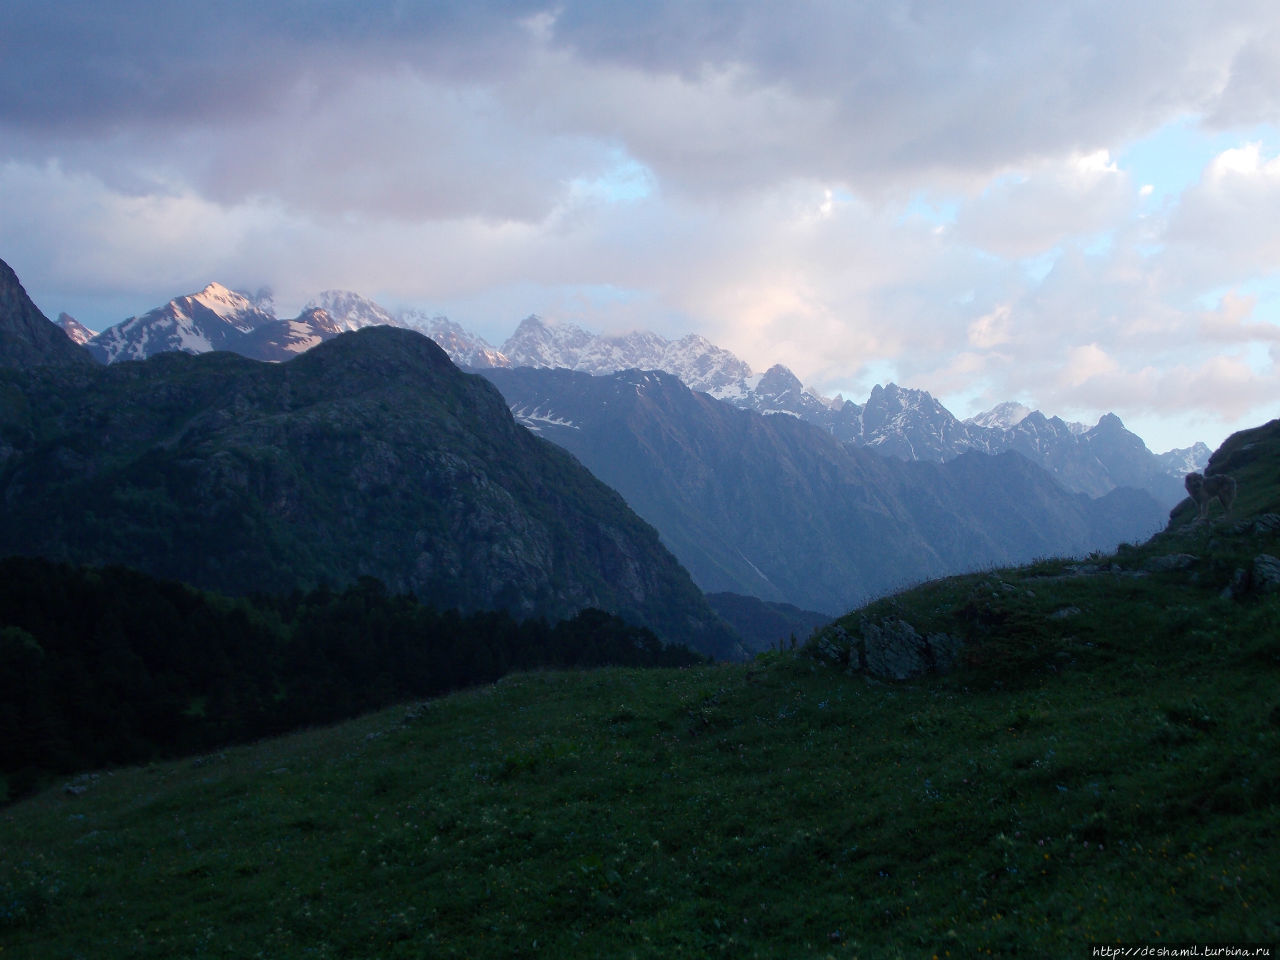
[508,404,581,433]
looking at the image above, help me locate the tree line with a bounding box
[0,557,702,801]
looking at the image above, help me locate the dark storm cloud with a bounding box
[6,0,1270,195]
[1,0,545,130]
[546,0,1267,192]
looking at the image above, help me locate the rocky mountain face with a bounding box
[0,259,95,369]
[965,400,1037,431]
[481,366,1168,615]
[82,286,372,366]
[231,307,350,361]
[0,324,741,659]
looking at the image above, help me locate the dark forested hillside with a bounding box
[0,326,740,659]
[0,557,702,800]
[704,592,831,653]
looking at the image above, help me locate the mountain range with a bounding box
[481,366,1167,614]
[24,268,1194,623]
[0,259,741,659]
[487,319,1204,506]
[63,285,1207,505]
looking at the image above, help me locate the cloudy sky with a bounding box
[4,1,1279,452]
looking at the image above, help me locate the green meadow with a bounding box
[4,426,1279,957]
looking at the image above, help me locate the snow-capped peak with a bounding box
[967,401,1032,431]
[399,310,510,368]
[55,312,97,346]
[305,290,396,332]
[501,315,596,369]
[1156,442,1211,478]
[191,282,261,324]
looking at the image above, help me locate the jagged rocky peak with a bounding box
[869,382,935,407]
[1086,412,1154,455]
[1157,442,1212,477]
[663,333,754,388]
[289,306,346,338]
[756,363,804,399]
[498,317,762,398]
[575,330,670,374]
[1009,409,1071,435]
[501,315,596,368]
[862,382,957,428]
[1089,412,1129,435]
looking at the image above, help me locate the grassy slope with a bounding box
[2,432,1278,957]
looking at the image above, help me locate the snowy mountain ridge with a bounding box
[69,283,1207,503]
[86,282,275,363]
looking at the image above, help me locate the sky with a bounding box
[3,1,1280,454]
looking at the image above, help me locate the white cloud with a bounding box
[967,304,1015,349]
[4,0,1280,454]
[1061,343,1122,388]
[951,152,1134,258]
[1159,142,1280,290]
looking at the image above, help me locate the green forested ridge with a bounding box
[0,326,740,659]
[0,424,1275,956]
[0,558,701,801]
